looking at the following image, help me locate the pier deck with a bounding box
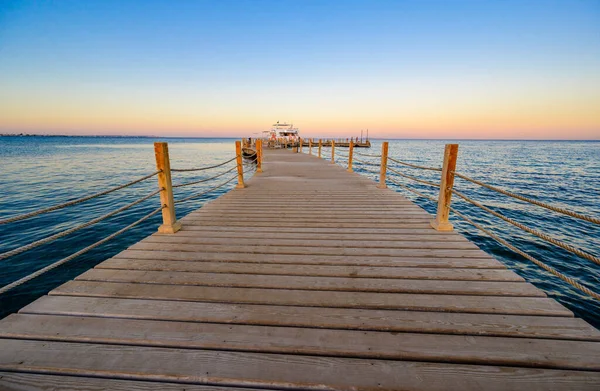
[1,149,599,390]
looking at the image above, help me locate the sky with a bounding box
[0,0,599,139]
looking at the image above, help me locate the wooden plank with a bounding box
[200,205,425,211]
[22,296,600,341]
[180,216,433,223]
[162,230,472,242]
[190,210,430,217]
[0,372,262,391]
[141,235,480,249]
[97,258,524,281]
[51,281,572,316]
[127,242,490,258]
[112,249,505,268]
[1,339,599,390]
[75,269,544,297]
[2,314,599,370]
[179,221,435,228]
[179,225,460,235]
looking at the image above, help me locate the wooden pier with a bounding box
[0,148,599,390]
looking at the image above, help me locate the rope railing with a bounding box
[0,188,163,261]
[172,166,238,189]
[171,156,237,172]
[448,206,600,301]
[0,140,254,298]
[387,166,440,188]
[334,140,599,303]
[388,156,442,172]
[0,171,161,225]
[174,174,238,204]
[453,172,600,225]
[451,189,600,266]
[0,205,164,295]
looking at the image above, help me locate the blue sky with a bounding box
[1,0,599,138]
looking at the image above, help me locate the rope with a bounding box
[388,157,442,172]
[387,166,440,188]
[453,172,600,225]
[451,189,600,266]
[0,189,162,261]
[354,151,381,158]
[353,158,380,167]
[387,177,439,203]
[0,171,161,225]
[448,206,600,301]
[174,174,238,204]
[0,206,163,295]
[171,156,237,172]
[172,166,238,189]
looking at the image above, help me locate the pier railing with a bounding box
[304,140,600,301]
[0,140,261,295]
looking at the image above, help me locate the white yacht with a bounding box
[266,121,300,146]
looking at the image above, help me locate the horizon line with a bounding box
[1,133,599,142]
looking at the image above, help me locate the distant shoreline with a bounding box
[0,133,598,142]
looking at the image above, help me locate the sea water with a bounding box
[0,136,598,328]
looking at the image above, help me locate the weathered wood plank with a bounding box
[161,230,471,242]
[112,249,506,268]
[22,296,600,341]
[75,269,543,297]
[2,314,599,370]
[190,211,431,218]
[178,225,457,234]
[180,221,435,228]
[141,235,480,249]
[181,216,432,223]
[1,339,598,390]
[97,258,524,281]
[0,372,262,391]
[127,242,490,258]
[51,281,571,316]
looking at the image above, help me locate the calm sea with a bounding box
[0,136,599,328]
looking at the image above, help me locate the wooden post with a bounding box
[377,141,389,189]
[347,140,354,172]
[331,140,335,164]
[431,144,459,231]
[256,139,263,173]
[309,139,313,155]
[235,140,245,189]
[299,138,303,153]
[154,142,181,234]
[318,139,322,158]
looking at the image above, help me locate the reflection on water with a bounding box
[0,136,598,328]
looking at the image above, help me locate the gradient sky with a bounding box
[0,0,599,139]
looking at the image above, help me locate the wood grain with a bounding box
[21,296,600,340]
[1,339,599,390]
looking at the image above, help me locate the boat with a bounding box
[242,138,257,159]
[266,121,300,148]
